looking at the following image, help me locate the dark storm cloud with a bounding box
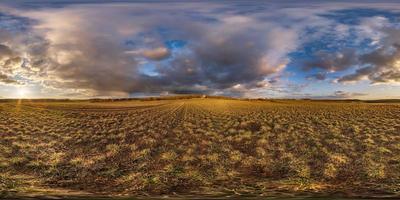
[337,67,374,83]
[152,27,291,92]
[48,35,141,93]
[194,32,273,87]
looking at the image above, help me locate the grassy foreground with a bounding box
[0,98,399,199]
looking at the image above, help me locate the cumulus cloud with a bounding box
[0,2,303,97]
[337,27,400,84]
[301,15,400,85]
[157,24,296,92]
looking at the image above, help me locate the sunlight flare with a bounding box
[16,87,29,98]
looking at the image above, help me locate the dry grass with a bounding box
[0,98,399,198]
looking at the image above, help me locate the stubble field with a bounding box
[0,98,399,199]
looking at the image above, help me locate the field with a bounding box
[0,98,399,199]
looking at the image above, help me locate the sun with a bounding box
[16,87,29,98]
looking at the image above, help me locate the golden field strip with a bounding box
[0,98,399,198]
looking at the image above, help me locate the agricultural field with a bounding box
[0,98,399,199]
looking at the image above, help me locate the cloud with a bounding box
[0,44,23,72]
[302,49,358,72]
[301,15,400,85]
[156,24,296,92]
[0,2,303,97]
[337,67,373,83]
[307,90,368,99]
[141,47,170,61]
[0,43,24,85]
[0,72,19,84]
[307,72,327,81]
[332,90,367,98]
[0,44,13,57]
[337,27,400,84]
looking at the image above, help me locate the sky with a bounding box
[0,0,400,99]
